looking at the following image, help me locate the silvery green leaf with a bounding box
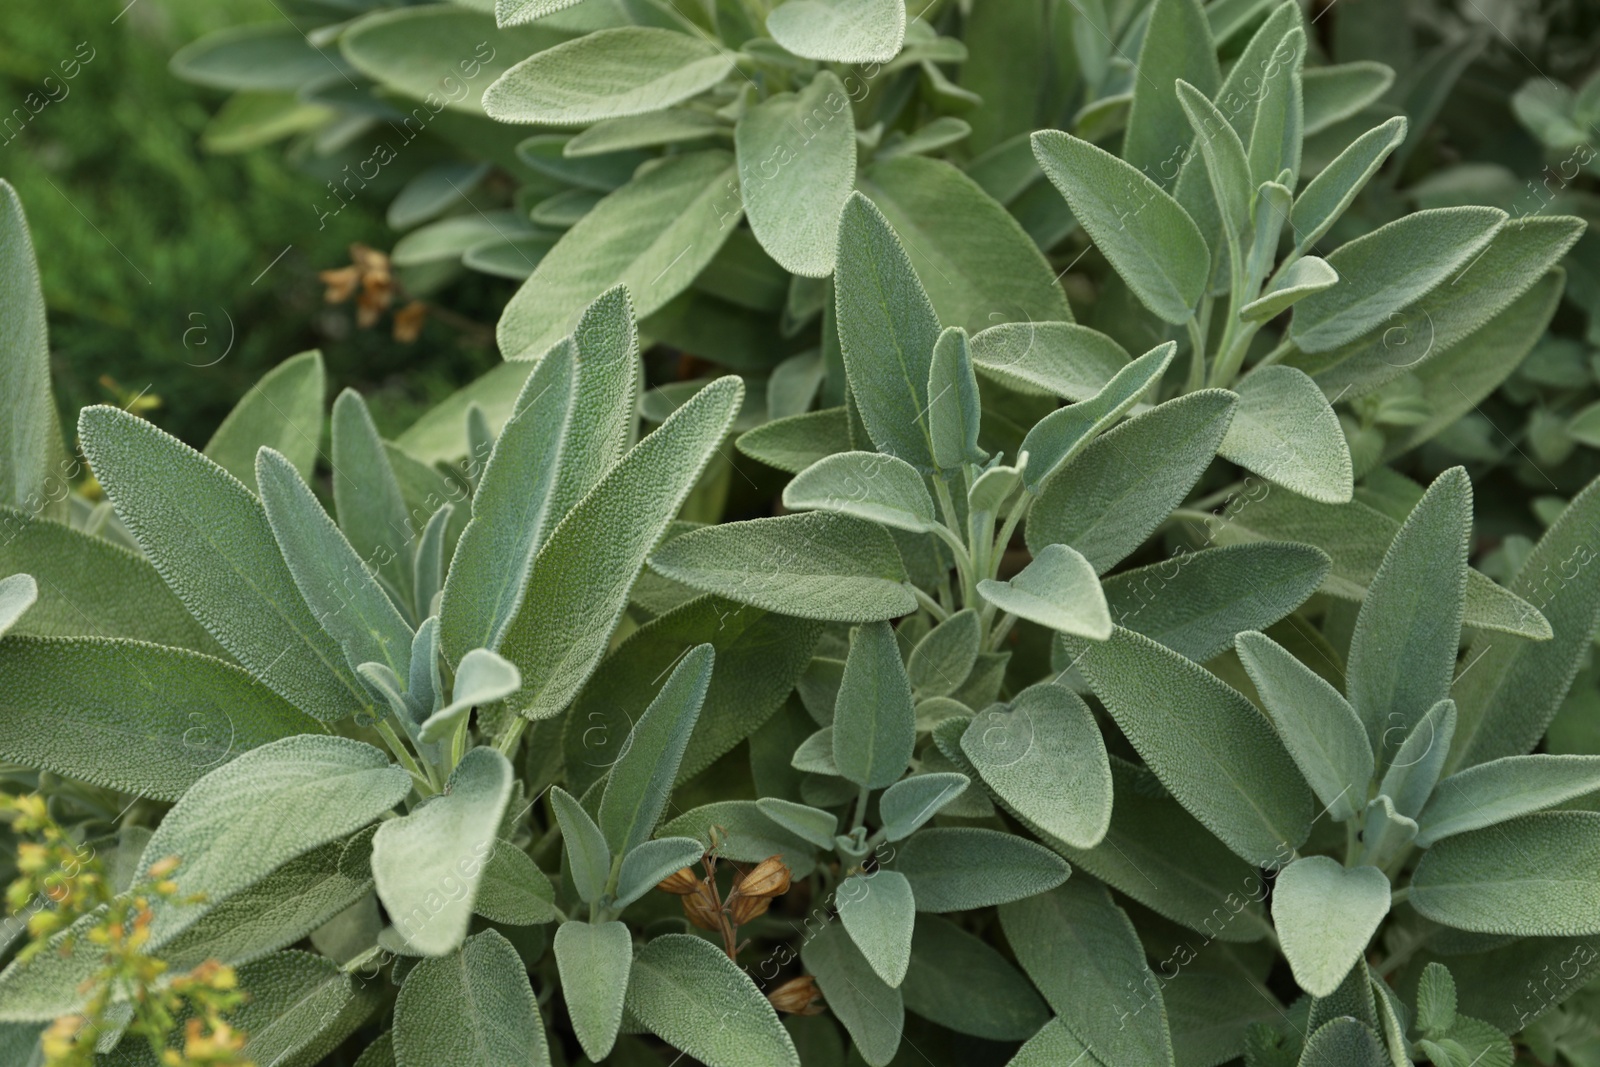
[483,28,732,124]
[1235,630,1371,822]
[626,934,800,1067]
[907,609,979,698]
[650,512,918,622]
[892,827,1069,911]
[833,192,940,469]
[1033,129,1209,324]
[203,350,325,492]
[0,180,69,522]
[878,773,968,841]
[338,6,556,112]
[838,870,916,986]
[927,327,985,470]
[599,644,712,854]
[498,152,740,362]
[0,636,320,804]
[1299,1017,1387,1067]
[220,951,380,1067]
[474,842,557,925]
[495,0,585,25]
[393,930,550,1067]
[137,736,409,943]
[0,573,36,639]
[1273,856,1390,997]
[412,503,453,620]
[833,621,915,790]
[1302,61,1395,135]
[1358,794,1418,870]
[499,376,741,720]
[802,921,902,1067]
[1417,755,1600,846]
[1348,467,1470,765]
[1106,543,1329,663]
[1290,117,1407,253]
[1076,627,1312,867]
[658,801,818,878]
[1175,78,1253,244]
[783,451,937,533]
[766,0,904,64]
[1007,1019,1097,1066]
[1244,180,1293,294]
[755,798,838,849]
[1411,812,1600,936]
[0,506,217,652]
[1245,27,1305,187]
[1019,342,1175,491]
[1219,365,1353,504]
[1028,390,1238,574]
[331,388,414,615]
[417,648,522,743]
[77,406,370,721]
[736,407,852,474]
[1450,472,1600,769]
[1240,257,1339,322]
[968,321,1130,401]
[791,727,838,776]
[900,915,1049,1041]
[1290,208,1507,352]
[258,447,415,680]
[551,785,610,904]
[565,109,726,156]
[554,920,631,1061]
[439,339,578,659]
[963,683,1112,848]
[1378,698,1455,821]
[1121,0,1219,178]
[373,748,512,956]
[735,71,855,277]
[1416,962,1456,1033]
[859,155,1074,333]
[1000,878,1177,1066]
[977,543,1112,641]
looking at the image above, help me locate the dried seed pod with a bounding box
[682,883,723,931]
[727,892,771,926]
[657,866,703,896]
[767,975,824,1015]
[732,855,791,900]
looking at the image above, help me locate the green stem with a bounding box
[495,715,528,757]
[851,786,871,833]
[1185,317,1209,394]
[988,612,1019,651]
[912,586,950,622]
[377,719,434,795]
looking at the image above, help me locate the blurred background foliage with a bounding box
[0,0,503,445]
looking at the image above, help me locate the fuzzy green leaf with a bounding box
[1240,257,1339,322]
[901,915,1049,1041]
[552,786,610,905]
[1122,0,1220,179]
[626,934,799,1067]
[803,921,902,1067]
[978,544,1112,641]
[1411,812,1600,936]
[1273,856,1390,997]
[968,321,1130,401]
[1290,117,1407,253]
[1299,1017,1387,1067]
[555,920,631,1062]
[878,773,968,841]
[331,388,415,615]
[615,837,705,908]
[839,870,916,987]
[1019,342,1175,491]
[907,609,979,698]
[892,827,1069,911]
[766,0,904,64]
[393,930,550,1067]
[1418,755,1600,846]
[833,621,916,790]
[203,351,325,492]
[783,451,937,533]
[927,327,986,470]
[1219,365,1353,503]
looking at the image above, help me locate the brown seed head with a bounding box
[732,856,791,900]
[657,866,703,896]
[682,883,723,931]
[727,892,771,926]
[767,975,824,1015]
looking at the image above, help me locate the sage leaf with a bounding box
[1377,698,1455,821]
[136,736,409,942]
[483,28,733,125]
[658,801,818,878]
[1175,78,1253,244]
[802,921,902,1067]
[1019,341,1175,491]
[1411,812,1600,936]
[1290,117,1407,253]
[1076,626,1313,867]
[839,870,916,986]
[892,827,1069,911]
[1418,755,1600,846]
[878,773,968,841]
[1347,467,1470,765]
[735,71,856,277]
[331,389,415,615]
[551,786,610,905]
[900,915,1048,1041]
[0,636,320,803]
[1220,363,1352,508]
[417,647,521,744]
[554,920,631,1062]
[1273,856,1390,997]
[962,682,1113,848]
[1028,390,1238,573]
[1290,207,1507,352]
[1240,257,1340,322]
[1032,129,1209,324]
[1236,630,1371,822]
[833,191,941,469]
[475,842,557,925]
[736,408,852,474]
[598,643,712,854]
[927,327,985,470]
[1000,877,1177,1067]
[783,451,937,533]
[1302,61,1394,134]
[78,406,370,721]
[1299,1017,1388,1067]
[978,543,1112,640]
[650,511,918,622]
[258,447,415,680]
[832,621,916,790]
[755,798,838,849]
[907,609,979,698]
[968,321,1130,401]
[499,375,740,720]
[1122,0,1220,180]
[626,934,800,1067]
[393,930,551,1067]
[203,350,325,492]
[373,748,513,956]
[766,0,905,65]
[0,573,34,639]
[229,951,381,1067]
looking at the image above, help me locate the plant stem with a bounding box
[851,786,871,833]
[495,715,527,757]
[912,586,950,622]
[376,719,434,795]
